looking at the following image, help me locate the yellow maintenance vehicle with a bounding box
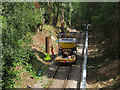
[55,31,77,63]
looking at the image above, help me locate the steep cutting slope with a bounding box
[14,24,59,88]
[86,33,119,88]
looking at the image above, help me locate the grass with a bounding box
[13,61,41,87]
[41,83,48,88]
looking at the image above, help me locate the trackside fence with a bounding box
[80,31,88,89]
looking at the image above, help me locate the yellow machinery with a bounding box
[55,31,77,63]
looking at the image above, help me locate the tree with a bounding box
[2,2,43,88]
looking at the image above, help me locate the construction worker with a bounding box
[51,43,54,55]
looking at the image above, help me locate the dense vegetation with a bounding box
[71,2,118,59]
[2,2,44,88]
[1,2,119,88]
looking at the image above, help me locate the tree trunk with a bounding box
[61,4,64,33]
[52,13,58,27]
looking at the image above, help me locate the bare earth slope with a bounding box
[86,34,120,89]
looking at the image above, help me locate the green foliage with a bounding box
[2,2,118,88]
[2,2,44,88]
[43,2,60,25]
[71,2,92,29]
[91,3,118,58]
[71,2,118,58]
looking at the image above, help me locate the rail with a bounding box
[63,65,72,88]
[80,31,88,89]
[46,65,72,89]
[46,66,60,89]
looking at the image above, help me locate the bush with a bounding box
[2,2,44,88]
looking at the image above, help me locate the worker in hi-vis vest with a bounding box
[51,43,54,55]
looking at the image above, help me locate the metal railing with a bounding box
[80,31,88,89]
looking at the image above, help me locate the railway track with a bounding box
[46,65,60,88]
[46,64,72,89]
[45,31,85,89]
